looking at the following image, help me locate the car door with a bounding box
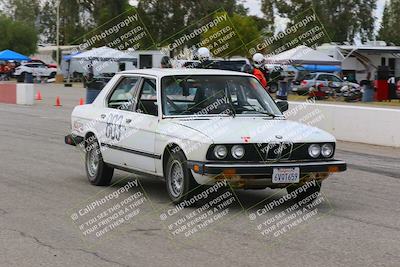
[27,64,38,76]
[316,74,329,86]
[328,74,343,91]
[36,64,47,76]
[120,77,159,172]
[100,75,141,167]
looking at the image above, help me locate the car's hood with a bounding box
[170,117,335,144]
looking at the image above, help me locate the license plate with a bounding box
[272,167,300,183]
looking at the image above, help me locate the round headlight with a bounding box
[321,143,334,157]
[231,145,245,159]
[214,145,227,159]
[308,144,321,158]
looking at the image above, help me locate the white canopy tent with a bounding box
[67,46,137,78]
[265,45,341,66]
[71,46,136,61]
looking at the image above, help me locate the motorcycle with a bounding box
[340,85,363,102]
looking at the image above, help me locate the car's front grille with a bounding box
[256,142,293,161]
[206,142,335,162]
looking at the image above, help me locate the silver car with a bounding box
[292,72,359,95]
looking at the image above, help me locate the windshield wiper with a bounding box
[236,106,280,118]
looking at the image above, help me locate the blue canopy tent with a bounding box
[63,51,81,62]
[0,50,30,61]
[302,64,342,72]
[62,52,81,85]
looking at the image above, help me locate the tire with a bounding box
[165,149,199,204]
[286,181,322,203]
[49,72,56,79]
[18,72,27,82]
[85,138,114,186]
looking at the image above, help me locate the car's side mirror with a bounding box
[276,100,288,112]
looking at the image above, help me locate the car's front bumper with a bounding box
[187,159,346,176]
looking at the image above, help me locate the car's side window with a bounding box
[318,74,329,81]
[108,76,139,110]
[136,78,158,116]
[329,75,342,82]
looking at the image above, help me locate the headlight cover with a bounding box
[321,143,334,157]
[214,145,228,159]
[231,145,245,159]
[308,144,321,158]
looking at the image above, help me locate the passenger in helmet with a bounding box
[241,63,267,88]
[252,53,268,88]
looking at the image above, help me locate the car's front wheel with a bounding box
[165,149,198,204]
[85,138,114,186]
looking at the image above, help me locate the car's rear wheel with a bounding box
[49,72,56,78]
[286,181,322,203]
[18,72,27,82]
[85,138,114,186]
[165,149,198,204]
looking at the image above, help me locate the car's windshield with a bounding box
[161,75,282,117]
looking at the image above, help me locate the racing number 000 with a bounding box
[105,114,123,141]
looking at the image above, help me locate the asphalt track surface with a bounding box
[0,84,399,267]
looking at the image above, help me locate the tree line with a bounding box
[0,0,398,56]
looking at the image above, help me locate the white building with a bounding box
[317,42,400,82]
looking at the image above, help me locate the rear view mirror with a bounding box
[276,100,289,112]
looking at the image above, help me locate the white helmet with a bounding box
[252,53,265,68]
[197,47,211,60]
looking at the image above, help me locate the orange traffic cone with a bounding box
[79,98,84,105]
[35,90,42,100]
[54,96,62,107]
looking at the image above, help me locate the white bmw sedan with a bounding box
[65,69,346,203]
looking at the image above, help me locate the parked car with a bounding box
[14,62,57,81]
[65,69,346,204]
[29,58,57,68]
[292,72,360,95]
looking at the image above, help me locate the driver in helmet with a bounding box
[196,47,214,69]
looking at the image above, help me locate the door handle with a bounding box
[125,119,132,124]
[100,114,106,119]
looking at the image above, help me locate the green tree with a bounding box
[38,0,57,44]
[85,0,130,27]
[273,0,377,43]
[137,0,188,45]
[137,0,255,46]
[202,12,261,57]
[260,0,275,34]
[0,0,40,26]
[0,15,38,55]
[378,0,400,45]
